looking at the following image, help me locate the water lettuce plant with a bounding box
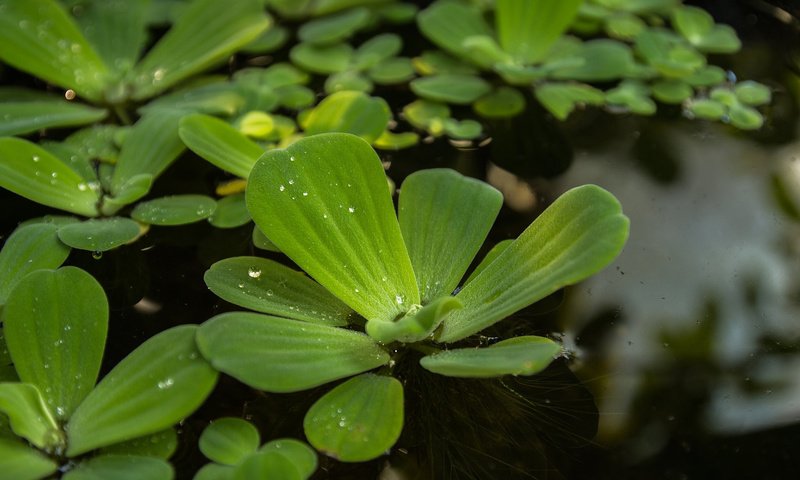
[0,266,218,479]
[198,132,629,461]
[195,417,317,480]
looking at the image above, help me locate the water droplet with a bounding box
[348,206,355,213]
[63,325,72,332]
[51,172,58,178]
[288,179,295,185]
[289,156,295,162]
[395,295,404,305]
[153,68,166,81]
[32,155,40,162]
[302,192,308,196]
[157,378,175,389]
[323,214,328,219]
[53,339,64,346]
[248,268,262,279]
[279,185,285,191]
[91,251,103,260]
[237,283,245,288]
[70,43,81,53]
[381,276,387,282]
[77,183,88,191]
[354,288,360,293]
[266,289,273,296]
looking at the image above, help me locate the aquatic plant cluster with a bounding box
[0,0,771,478]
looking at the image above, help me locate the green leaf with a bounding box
[99,428,178,459]
[72,0,152,76]
[728,103,764,130]
[4,267,108,421]
[57,217,142,252]
[671,5,714,44]
[204,256,352,326]
[131,195,217,226]
[0,223,71,307]
[605,12,646,40]
[298,7,371,45]
[246,133,419,322]
[442,119,482,140]
[420,335,561,377]
[0,384,60,449]
[0,438,58,480]
[324,71,374,94]
[111,110,186,195]
[102,174,154,215]
[62,455,174,480]
[140,82,246,116]
[605,80,656,115]
[353,34,403,70]
[304,373,403,462]
[398,169,502,302]
[693,25,741,54]
[685,65,726,87]
[303,91,391,143]
[410,74,491,105]
[209,194,251,229]
[252,226,280,252]
[535,83,605,120]
[66,325,218,456]
[260,439,317,479]
[463,239,513,285]
[368,57,415,85]
[237,112,275,139]
[196,312,389,392]
[290,43,354,74]
[179,114,263,179]
[473,86,526,118]
[0,100,107,137]
[688,99,725,120]
[194,464,235,480]
[635,29,706,78]
[438,185,630,342]
[0,138,100,216]
[549,39,637,82]
[366,296,462,344]
[276,85,317,110]
[495,0,582,64]
[232,451,302,480]
[130,0,270,100]
[0,0,111,102]
[242,25,289,54]
[373,130,419,150]
[199,418,260,466]
[651,79,693,104]
[416,1,494,68]
[734,81,772,106]
[402,100,450,134]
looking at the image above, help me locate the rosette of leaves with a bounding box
[197,132,629,462]
[194,417,317,480]
[415,0,770,126]
[0,266,218,480]
[0,0,270,125]
[291,33,416,95]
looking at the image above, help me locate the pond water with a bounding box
[1,1,800,479]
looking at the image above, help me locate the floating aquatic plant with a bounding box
[197,132,629,461]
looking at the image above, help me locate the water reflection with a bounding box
[554,120,800,465]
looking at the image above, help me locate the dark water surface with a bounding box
[2,1,800,479]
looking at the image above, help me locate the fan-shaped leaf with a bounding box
[0,100,107,137]
[0,438,58,480]
[179,114,263,179]
[304,374,403,462]
[246,133,419,322]
[131,195,217,226]
[495,0,582,64]
[61,455,174,480]
[57,217,142,252]
[196,312,389,392]
[66,325,218,456]
[420,335,561,377]
[438,185,629,342]
[3,267,108,421]
[0,138,100,216]
[204,256,352,326]
[0,223,71,306]
[0,384,60,449]
[303,91,391,143]
[199,418,260,466]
